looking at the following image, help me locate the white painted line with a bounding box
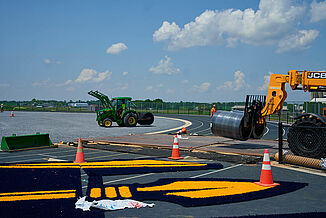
[190,164,243,178]
[4,150,106,163]
[82,173,155,189]
[188,121,204,131]
[273,163,326,177]
[145,116,192,135]
[0,149,75,160]
[263,126,270,136]
[85,153,126,160]
[194,127,211,134]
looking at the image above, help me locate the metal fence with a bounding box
[133,102,212,116]
[277,122,326,170]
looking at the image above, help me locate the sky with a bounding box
[1,0,326,102]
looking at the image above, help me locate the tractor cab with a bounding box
[111,97,136,118]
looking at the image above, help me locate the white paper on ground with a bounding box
[75,196,93,211]
[75,197,155,211]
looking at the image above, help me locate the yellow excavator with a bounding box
[211,70,326,158]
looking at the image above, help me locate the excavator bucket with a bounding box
[1,133,55,152]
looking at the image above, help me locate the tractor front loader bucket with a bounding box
[1,133,55,152]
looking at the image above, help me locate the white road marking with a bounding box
[82,173,155,189]
[273,163,326,177]
[188,121,204,131]
[145,116,192,134]
[3,150,105,163]
[0,149,75,160]
[263,126,270,136]
[190,164,243,178]
[193,127,211,134]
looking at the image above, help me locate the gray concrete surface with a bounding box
[0,111,183,143]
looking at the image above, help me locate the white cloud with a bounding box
[44,59,62,64]
[120,83,129,91]
[166,89,175,94]
[122,71,128,76]
[311,0,326,23]
[258,72,272,91]
[75,69,112,83]
[32,79,50,87]
[153,21,181,42]
[145,85,153,91]
[193,82,211,93]
[149,56,180,75]
[56,80,73,87]
[153,0,316,52]
[106,43,128,54]
[277,30,319,53]
[216,71,247,91]
[182,80,189,84]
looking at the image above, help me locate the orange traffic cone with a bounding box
[10,111,14,117]
[254,149,279,187]
[176,127,187,135]
[168,135,184,160]
[74,138,85,163]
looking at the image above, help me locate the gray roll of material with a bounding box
[211,110,252,140]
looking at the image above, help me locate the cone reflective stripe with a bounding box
[168,135,184,160]
[74,138,85,163]
[254,149,279,187]
[176,127,187,135]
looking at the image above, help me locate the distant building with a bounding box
[231,105,245,111]
[68,103,88,108]
[88,104,101,112]
[311,92,326,103]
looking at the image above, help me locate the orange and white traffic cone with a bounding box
[176,127,187,135]
[10,111,14,117]
[168,135,184,160]
[74,138,85,163]
[254,149,279,187]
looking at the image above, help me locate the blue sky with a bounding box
[1,0,325,102]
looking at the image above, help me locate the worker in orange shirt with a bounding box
[211,104,216,117]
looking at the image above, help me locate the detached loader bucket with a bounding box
[137,112,154,125]
[1,133,54,152]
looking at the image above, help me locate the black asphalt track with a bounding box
[0,112,325,217]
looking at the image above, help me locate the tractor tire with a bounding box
[103,118,113,128]
[287,115,326,158]
[98,121,104,127]
[137,112,154,125]
[124,113,138,127]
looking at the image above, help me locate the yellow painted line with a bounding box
[0,165,80,169]
[137,181,272,198]
[145,116,192,134]
[0,190,76,202]
[0,160,206,169]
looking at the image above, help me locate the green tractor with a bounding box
[88,90,154,127]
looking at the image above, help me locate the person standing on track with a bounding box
[210,104,216,117]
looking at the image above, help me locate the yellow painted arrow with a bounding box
[137,181,272,198]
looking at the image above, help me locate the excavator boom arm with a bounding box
[261,70,326,117]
